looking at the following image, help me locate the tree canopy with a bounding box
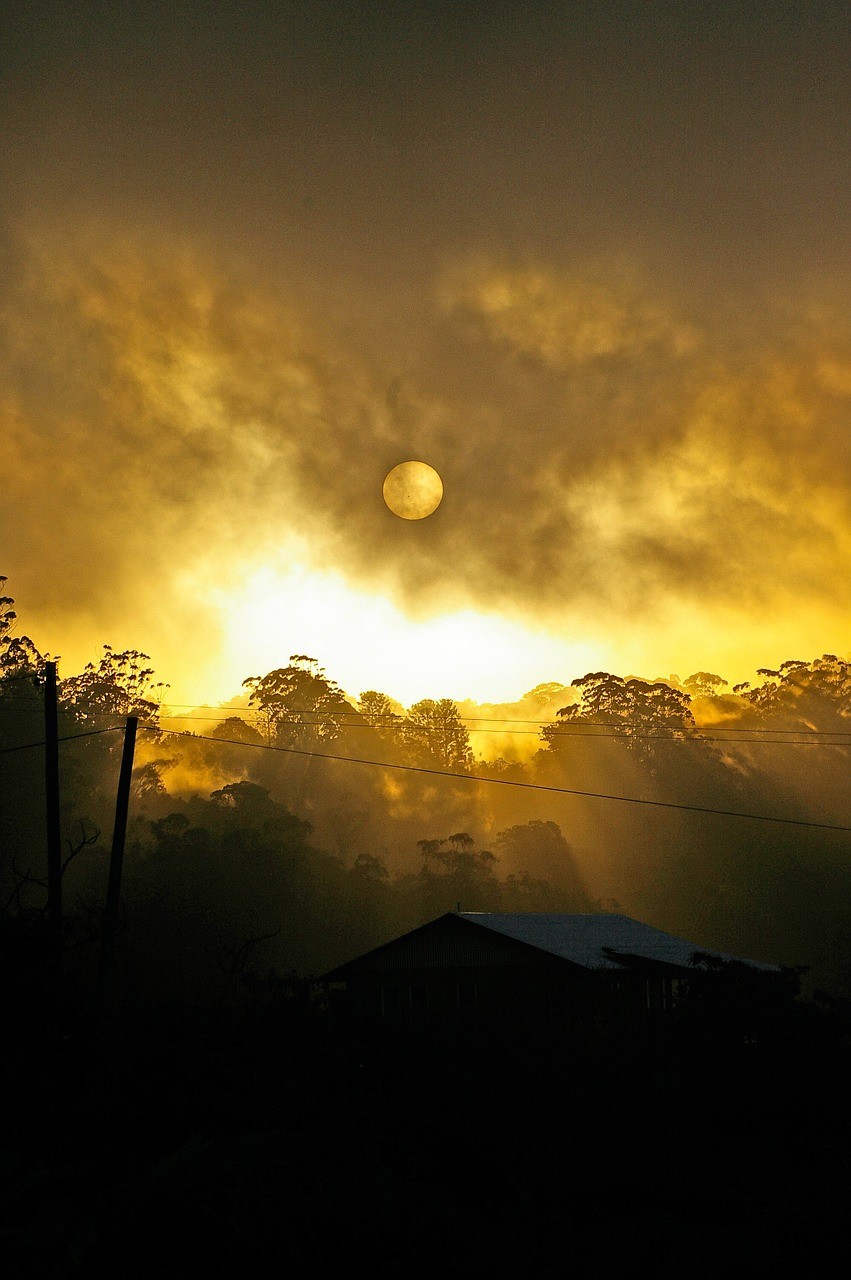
[243,655,360,749]
[542,670,696,760]
[404,698,474,772]
[5,572,851,1003]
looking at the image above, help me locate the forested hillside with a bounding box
[4,578,851,1003]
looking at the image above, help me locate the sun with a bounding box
[383,460,444,520]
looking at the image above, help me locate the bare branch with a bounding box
[62,821,101,875]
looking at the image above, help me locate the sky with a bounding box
[2,1,850,710]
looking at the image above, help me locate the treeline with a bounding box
[3,577,851,1002]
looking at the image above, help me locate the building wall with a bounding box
[338,963,685,1035]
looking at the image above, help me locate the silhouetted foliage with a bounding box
[495,819,592,907]
[0,576,47,677]
[243,655,359,748]
[4,574,851,1006]
[745,653,851,726]
[60,644,166,725]
[543,670,696,762]
[404,697,474,771]
[210,715,264,745]
[5,578,851,1277]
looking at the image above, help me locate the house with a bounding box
[322,911,781,1035]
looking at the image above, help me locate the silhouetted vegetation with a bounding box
[5,578,851,1005]
[4,578,851,1274]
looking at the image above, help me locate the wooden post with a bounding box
[44,661,62,933]
[98,715,138,995]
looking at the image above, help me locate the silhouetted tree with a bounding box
[744,654,851,728]
[0,576,47,677]
[683,671,728,698]
[543,671,696,762]
[243,655,360,748]
[524,681,572,709]
[211,716,265,745]
[60,645,166,726]
[494,819,591,907]
[407,832,500,917]
[404,698,474,771]
[358,690,405,726]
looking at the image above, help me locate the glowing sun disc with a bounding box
[383,460,444,520]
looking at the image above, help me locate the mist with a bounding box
[2,2,850,705]
[6,591,851,1000]
[6,9,851,1274]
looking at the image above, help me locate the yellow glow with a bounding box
[203,563,604,707]
[7,226,851,720]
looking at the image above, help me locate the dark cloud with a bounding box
[2,2,850,693]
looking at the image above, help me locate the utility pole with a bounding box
[44,661,62,935]
[98,715,138,998]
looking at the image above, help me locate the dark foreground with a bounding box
[3,990,850,1279]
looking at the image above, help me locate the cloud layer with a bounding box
[2,3,850,696]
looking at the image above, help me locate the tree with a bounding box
[210,716,265,746]
[243,656,359,749]
[0,584,13,648]
[60,645,166,725]
[523,681,572,709]
[0,577,46,678]
[494,820,591,907]
[414,832,500,915]
[542,671,695,761]
[0,582,49,740]
[354,690,409,760]
[358,690,405,738]
[351,852,390,881]
[743,655,851,729]
[123,784,328,1000]
[209,780,310,836]
[404,698,474,772]
[683,672,728,698]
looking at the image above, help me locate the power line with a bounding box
[154,719,851,747]
[4,683,851,738]
[145,726,851,834]
[0,727,124,755]
[4,685,851,739]
[161,705,851,737]
[3,704,851,747]
[60,694,842,737]
[3,717,848,829]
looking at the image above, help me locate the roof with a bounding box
[322,911,778,980]
[458,912,777,972]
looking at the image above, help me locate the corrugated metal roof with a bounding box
[458,912,777,971]
[321,912,779,981]
[323,911,541,977]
